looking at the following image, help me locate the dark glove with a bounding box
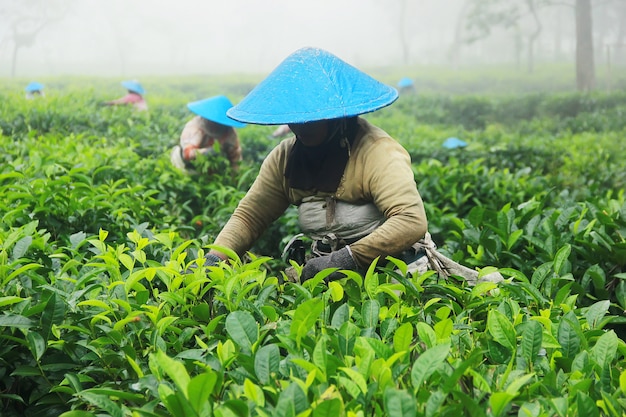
[184,253,222,274]
[203,253,222,267]
[301,246,357,282]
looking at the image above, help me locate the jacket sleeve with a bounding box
[213,142,291,256]
[348,136,427,267]
[179,117,205,160]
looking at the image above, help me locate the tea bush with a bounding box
[1,82,625,417]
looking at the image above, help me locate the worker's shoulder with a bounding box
[356,119,403,151]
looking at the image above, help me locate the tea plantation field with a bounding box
[1,79,625,417]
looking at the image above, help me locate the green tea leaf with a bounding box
[505,373,535,395]
[0,315,33,328]
[153,350,190,393]
[26,331,46,361]
[384,388,417,417]
[290,298,323,345]
[0,296,27,307]
[4,263,42,286]
[188,371,218,413]
[361,299,380,328]
[313,398,342,417]
[590,330,618,368]
[338,367,367,395]
[410,343,450,389]
[225,310,258,353]
[59,411,96,417]
[12,236,32,260]
[557,317,581,358]
[553,244,571,275]
[521,320,542,365]
[331,303,350,328]
[79,392,124,417]
[243,378,265,408]
[576,392,599,417]
[393,322,413,353]
[489,392,514,417]
[416,322,437,349]
[42,292,65,342]
[583,300,610,329]
[487,310,516,351]
[254,344,280,385]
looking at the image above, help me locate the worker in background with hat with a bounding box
[171,95,246,174]
[397,77,415,94]
[104,80,148,111]
[196,47,502,285]
[25,82,45,99]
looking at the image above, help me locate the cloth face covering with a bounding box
[284,117,358,192]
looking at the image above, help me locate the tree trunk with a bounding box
[448,0,471,70]
[554,7,562,60]
[398,0,409,66]
[526,0,542,74]
[11,42,18,78]
[576,0,595,91]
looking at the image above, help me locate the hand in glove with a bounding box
[184,253,222,274]
[301,246,357,282]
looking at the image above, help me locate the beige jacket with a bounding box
[214,118,427,267]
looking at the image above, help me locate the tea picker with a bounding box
[195,47,502,285]
[25,81,45,99]
[170,95,246,174]
[103,80,148,111]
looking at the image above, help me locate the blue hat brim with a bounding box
[226,47,398,125]
[187,95,246,128]
[25,82,44,92]
[121,80,145,95]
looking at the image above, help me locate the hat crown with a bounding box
[227,47,398,125]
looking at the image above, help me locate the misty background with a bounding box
[1,0,625,89]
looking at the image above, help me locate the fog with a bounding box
[0,0,462,77]
[1,0,624,79]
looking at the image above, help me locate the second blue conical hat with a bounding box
[187,95,246,128]
[227,47,398,125]
[121,80,145,95]
[25,82,44,92]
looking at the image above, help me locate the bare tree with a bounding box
[0,0,71,77]
[525,0,543,73]
[576,0,595,90]
[448,0,473,69]
[463,0,604,91]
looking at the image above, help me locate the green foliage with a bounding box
[1,82,625,416]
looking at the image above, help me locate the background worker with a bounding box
[25,82,45,99]
[104,80,148,111]
[170,95,246,174]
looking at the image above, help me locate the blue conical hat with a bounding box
[25,82,44,92]
[121,80,145,95]
[443,137,468,149]
[187,95,246,128]
[398,77,414,88]
[227,47,398,125]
